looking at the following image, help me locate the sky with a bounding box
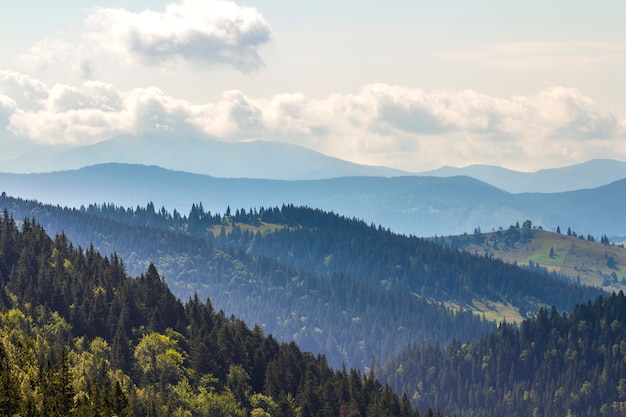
[1,0,626,172]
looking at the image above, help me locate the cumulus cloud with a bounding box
[0,70,49,111]
[521,87,619,141]
[17,0,271,77]
[85,0,271,71]
[7,81,198,145]
[350,84,620,144]
[2,69,624,170]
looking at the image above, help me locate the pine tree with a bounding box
[0,341,19,416]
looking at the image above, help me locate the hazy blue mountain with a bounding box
[419,159,626,193]
[0,133,408,179]
[521,178,626,236]
[4,131,626,192]
[3,162,619,237]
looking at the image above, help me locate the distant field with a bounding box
[438,228,626,293]
[442,297,526,324]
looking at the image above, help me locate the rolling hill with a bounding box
[437,227,626,292]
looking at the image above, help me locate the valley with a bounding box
[0,159,624,417]
[2,1,624,414]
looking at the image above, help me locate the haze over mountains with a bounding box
[0,134,408,179]
[1,163,626,237]
[2,134,626,237]
[3,134,626,193]
[420,158,626,193]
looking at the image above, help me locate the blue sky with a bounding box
[1,0,625,171]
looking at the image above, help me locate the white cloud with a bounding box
[7,80,200,145]
[350,84,620,143]
[521,87,619,141]
[0,70,49,111]
[0,94,18,130]
[125,86,196,134]
[86,0,271,71]
[17,0,271,79]
[2,70,624,170]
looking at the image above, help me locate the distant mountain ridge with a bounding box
[1,163,626,237]
[0,133,408,179]
[419,159,626,193]
[2,132,626,191]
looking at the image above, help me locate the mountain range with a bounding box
[3,134,626,193]
[1,133,625,417]
[8,189,617,417]
[1,163,626,237]
[0,134,407,179]
[420,158,626,193]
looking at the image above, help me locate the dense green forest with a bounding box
[377,292,626,417]
[0,194,498,368]
[216,205,601,315]
[0,211,444,417]
[71,199,602,317]
[75,198,601,316]
[4,194,601,318]
[1,194,624,416]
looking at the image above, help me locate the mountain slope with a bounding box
[420,159,626,193]
[0,194,498,368]
[2,194,604,321]
[378,292,626,417]
[0,212,425,417]
[521,178,626,235]
[0,133,408,179]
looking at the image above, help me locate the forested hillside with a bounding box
[0,211,436,417]
[0,194,496,368]
[216,205,602,321]
[57,197,601,319]
[377,292,626,417]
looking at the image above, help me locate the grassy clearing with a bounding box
[207,220,289,237]
[443,298,525,324]
[441,229,626,292]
